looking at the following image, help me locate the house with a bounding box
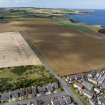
[97,71,105,85]
[37,82,59,94]
[74,74,82,80]
[51,95,72,105]
[88,78,97,85]
[9,89,22,101]
[31,86,37,97]
[52,82,59,89]
[0,93,9,102]
[94,88,101,94]
[46,83,53,92]
[82,80,94,91]
[89,99,96,105]
[101,80,105,89]
[87,71,97,78]
[98,96,105,105]
[66,75,75,84]
[37,86,47,94]
[88,73,93,78]
[97,72,105,89]
[82,89,94,99]
[73,82,84,90]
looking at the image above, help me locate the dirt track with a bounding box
[0,19,105,75]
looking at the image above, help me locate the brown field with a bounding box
[0,18,105,76]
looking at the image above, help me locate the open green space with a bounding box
[57,20,93,33]
[0,65,57,93]
[0,8,62,22]
[70,85,89,105]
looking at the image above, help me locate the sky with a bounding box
[0,0,105,9]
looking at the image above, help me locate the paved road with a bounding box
[32,47,83,105]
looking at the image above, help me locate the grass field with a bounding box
[70,85,89,105]
[0,65,57,93]
[0,9,105,76]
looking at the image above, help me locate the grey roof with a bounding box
[82,80,94,91]
[98,96,105,104]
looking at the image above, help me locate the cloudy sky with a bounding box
[0,0,105,9]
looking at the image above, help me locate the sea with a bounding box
[65,10,105,27]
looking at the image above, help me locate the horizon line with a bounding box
[0,7,105,10]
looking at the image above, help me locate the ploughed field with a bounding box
[0,18,105,76]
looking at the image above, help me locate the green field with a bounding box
[0,65,57,93]
[70,85,89,105]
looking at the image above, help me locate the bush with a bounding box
[98,29,105,34]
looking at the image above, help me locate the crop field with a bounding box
[0,9,105,76]
[21,20,105,76]
[0,32,41,68]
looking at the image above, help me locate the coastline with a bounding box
[64,10,105,32]
[65,14,104,34]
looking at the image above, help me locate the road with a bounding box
[31,46,83,105]
[2,40,83,105]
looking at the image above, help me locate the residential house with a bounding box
[73,82,84,91]
[89,99,96,105]
[98,96,105,105]
[82,89,94,99]
[97,72,105,89]
[94,88,101,94]
[82,80,94,91]
[88,78,97,85]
